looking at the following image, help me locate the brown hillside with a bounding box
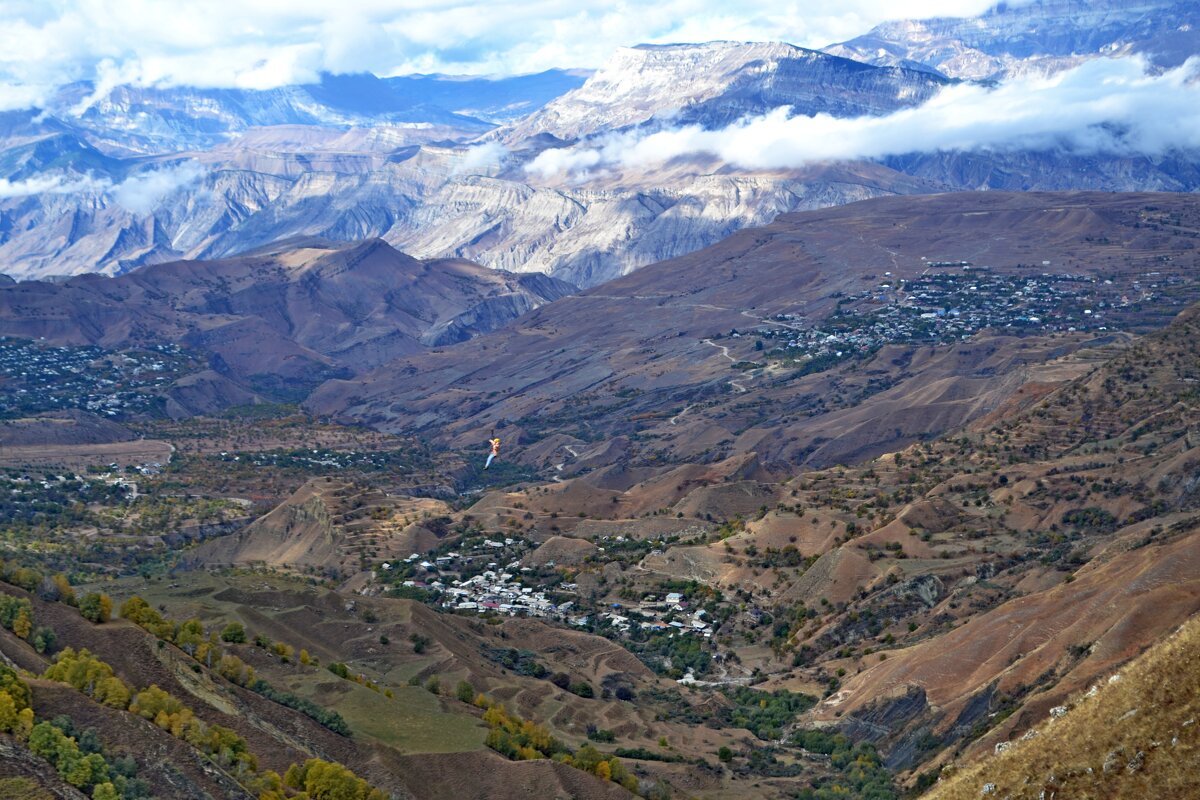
[0,238,571,412]
[309,191,1200,471]
[922,611,1200,799]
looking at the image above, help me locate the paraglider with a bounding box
[484,437,501,469]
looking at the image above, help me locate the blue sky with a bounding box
[0,0,1003,109]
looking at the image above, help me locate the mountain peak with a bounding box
[503,39,947,142]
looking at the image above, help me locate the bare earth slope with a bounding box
[0,238,572,411]
[922,610,1200,799]
[308,191,1200,469]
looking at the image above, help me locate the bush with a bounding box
[220,622,246,643]
[78,593,112,624]
[248,680,350,736]
[282,758,387,800]
[455,680,475,703]
[587,726,615,743]
[31,626,56,654]
[0,594,33,640]
[0,665,31,712]
[42,649,130,709]
[27,721,112,791]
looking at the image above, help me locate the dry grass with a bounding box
[924,612,1200,799]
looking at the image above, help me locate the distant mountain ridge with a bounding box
[0,238,572,414]
[1,4,1200,285]
[51,69,589,155]
[824,0,1199,79]
[502,41,950,141]
[306,191,1200,467]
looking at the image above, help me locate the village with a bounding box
[0,337,197,419]
[215,446,426,474]
[374,531,721,675]
[746,266,1198,370]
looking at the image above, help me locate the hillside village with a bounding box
[749,266,1200,371]
[0,338,197,419]
[375,532,723,677]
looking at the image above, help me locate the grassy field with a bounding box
[105,572,488,754]
[282,676,487,753]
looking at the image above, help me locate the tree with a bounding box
[79,593,112,624]
[718,745,733,762]
[220,622,246,643]
[12,608,32,640]
[92,783,120,800]
[455,680,475,703]
[0,690,18,732]
[0,664,31,711]
[32,625,57,654]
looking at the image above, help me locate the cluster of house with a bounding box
[0,338,187,418]
[379,540,575,620]
[599,592,713,638]
[757,266,1159,364]
[0,470,138,507]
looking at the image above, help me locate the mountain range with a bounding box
[2,0,1198,285]
[0,238,571,415]
[1,8,1200,797]
[824,0,1200,79]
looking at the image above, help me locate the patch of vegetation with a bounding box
[722,687,818,741]
[789,729,896,800]
[482,646,549,678]
[473,694,662,794]
[612,746,688,763]
[629,631,711,678]
[248,679,351,736]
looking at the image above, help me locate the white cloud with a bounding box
[526,56,1200,177]
[455,141,508,174]
[0,161,205,214]
[110,161,206,215]
[0,1,1004,108]
[0,173,109,198]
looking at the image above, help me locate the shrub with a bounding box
[220,622,246,643]
[78,593,112,624]
[31,626,57,654]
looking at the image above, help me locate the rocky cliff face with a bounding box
[824,0,1199,79]
[4,8,1200,287]
[502,41,950,141]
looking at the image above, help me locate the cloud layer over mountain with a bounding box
[526,56,1200,178]
[0,161,204,212]
[0,0,1001,110]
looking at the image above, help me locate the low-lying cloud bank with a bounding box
[526,56,1200,178]
[0,161,204,213]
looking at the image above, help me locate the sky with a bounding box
[0,0,1005,110]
